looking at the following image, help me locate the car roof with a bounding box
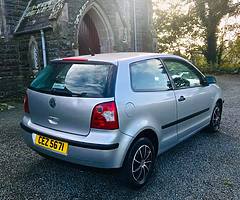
[53,52,182,65]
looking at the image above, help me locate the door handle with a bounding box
[178,96,186,102]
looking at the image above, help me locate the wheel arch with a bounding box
[216,98,223,110]
[122,128,159,167]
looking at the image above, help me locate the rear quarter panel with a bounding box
[115,59,161,137]
[115,58,178,155]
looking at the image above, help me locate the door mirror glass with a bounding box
[205,76,217,84]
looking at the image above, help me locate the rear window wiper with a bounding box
[71,92,88,97]
[50,88,88,97]
[29,86,97,97]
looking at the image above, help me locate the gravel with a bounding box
[0,75,240,200]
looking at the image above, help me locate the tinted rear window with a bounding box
[30,62,115,98]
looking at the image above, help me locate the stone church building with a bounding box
[0,0,153,99]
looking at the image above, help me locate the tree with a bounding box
[154,0,240,68]
[217,16,240,66]
[154,1,204,59]
[193,0,240,66]
[221,36,240,68]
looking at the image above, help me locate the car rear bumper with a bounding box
[20,120,133,168]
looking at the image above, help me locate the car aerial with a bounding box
[20,52,223,188]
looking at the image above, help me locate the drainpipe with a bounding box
[133,0,137,52]
[40,29,47,67]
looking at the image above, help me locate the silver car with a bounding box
[21,53,223,188]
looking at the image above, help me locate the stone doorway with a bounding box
[78,4,114,55]
[78,14,100,55]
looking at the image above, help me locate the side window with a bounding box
[163,59,203,89]
[130,59,172,91]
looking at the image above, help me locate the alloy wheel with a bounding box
[131,145,153,184]
[212,106,221,130]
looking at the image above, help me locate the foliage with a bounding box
[154,1,204,57]
[220,37,240,73]
[153,0,240,71]
[193,0,240,66]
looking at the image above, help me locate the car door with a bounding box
[162,58,213,141]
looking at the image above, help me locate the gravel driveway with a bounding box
[0,75,240,200]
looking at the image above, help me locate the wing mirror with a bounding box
[205,76,217,84]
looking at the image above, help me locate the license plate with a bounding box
[35,135,68,155]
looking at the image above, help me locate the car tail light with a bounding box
[91,101,119,130]
[24,94,30,113]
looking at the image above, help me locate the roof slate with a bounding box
[15,0,64,34]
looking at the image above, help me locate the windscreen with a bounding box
[30,62,115,98]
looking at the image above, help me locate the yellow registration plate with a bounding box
[35,135,68,155]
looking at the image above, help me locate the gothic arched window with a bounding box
[28,36,40,76]
[0,0,6,36]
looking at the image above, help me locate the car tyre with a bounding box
[209,102,222,132]
[121,137,156,189]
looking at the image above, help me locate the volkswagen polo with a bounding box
[20,53,223,188]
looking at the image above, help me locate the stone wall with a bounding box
[0,1,73,100]
[0,0,153,101]
[134,0,153,52]
[0,0,28,100]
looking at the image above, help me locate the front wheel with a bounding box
[209,103,222,132]
[121,137,156,188]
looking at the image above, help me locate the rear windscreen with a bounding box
[30,62,115,98]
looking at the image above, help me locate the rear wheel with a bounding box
[209,103,222,132]
[122,137,156,188]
